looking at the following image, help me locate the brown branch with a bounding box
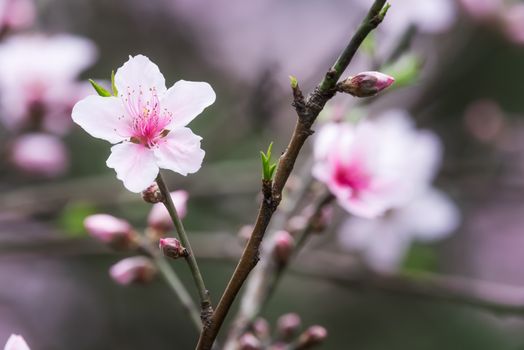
[196,1,389,348]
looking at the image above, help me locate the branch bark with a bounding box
[196,1,389,348]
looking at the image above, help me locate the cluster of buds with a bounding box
[336,71,395,97]
[237,314,327,350]
[141,182,164,204]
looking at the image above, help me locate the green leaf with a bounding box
[289,75,298,89]
[382,53,422,88]
[89,79,111,97]
[58,202,97,237]
[402,243,438,273]
[260,142,277,181]
[111,70,118,96]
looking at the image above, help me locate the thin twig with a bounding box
[156,173,213,325]
[196,2,389,348]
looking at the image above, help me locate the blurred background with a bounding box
[3,0,524,349]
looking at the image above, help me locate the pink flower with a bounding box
[109,256,157,285]
[313,110,441,218]
[3,334,30,350]
[339,188,460,272]
[10,133,68,177]
[0,34,96,132]
[147,190,189,232]
[0,0,35,31]
[72,55,216,192]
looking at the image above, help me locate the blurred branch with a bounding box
[7,232,524,316]
[196,2,390,348]
[0,159,259,215]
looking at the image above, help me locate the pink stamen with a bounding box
[333,157,371,198]
[122,86,172,147]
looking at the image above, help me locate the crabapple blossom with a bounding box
[72,55,216,192]
[0,0,35,32]
[0,34,96,132]
[339,188,460,272]
[3,334,30,350]
[313,110,441,218]
[10,133,68,177]
[147,190,189,232]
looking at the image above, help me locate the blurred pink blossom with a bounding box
[84,214,135,249]
[459,0,502,21]
[313,110,441,218]
[109,256,156,285]
[72,55,215,192]
[339,188,460,272]
[0,0,35,32]
[0,34,96,132]
[3,334,30,350]
[502,3,524,44]
[10,133,68,177]
[147,190,188,232]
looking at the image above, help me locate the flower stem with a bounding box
[155,172,213,323]
[153,252,203,329]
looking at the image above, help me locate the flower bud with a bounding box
[109,257,156,285]
[273,230,294,265]
[238,333,261,350]
[10,133,68,177]
[276,313,301,340]
[159,237,188,260]
[337,71,394,97]
[297,325,328,349]
[84,214,136,250]
[4,334,30,350]
[141,182,164,204]
[252,317,270,340]
[147,191,188,233]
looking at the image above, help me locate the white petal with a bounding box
[4,334,30,350]
[106,142,159,192]
[154,127,205,176]
[399,188,461,242]
[162,80,216,129]
[115,55,166,96]
[72,95,131,143]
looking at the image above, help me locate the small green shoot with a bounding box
[260,142,277,181]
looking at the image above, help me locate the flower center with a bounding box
[123,86,172,147]
[333,158,371,198]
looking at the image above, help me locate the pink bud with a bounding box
[273,230,294,265]
[10,133,68,177]
[4,334,30,350]
[338,71,395,97]
[147,191,188,232]
[297,325,328,348]
[238,333,261,350]
[141,182,164,204]
[252,318,270,340]
[159,237,187,260]
[84,214,136,250]
[277,313,301,340]
[109,257,156,285]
